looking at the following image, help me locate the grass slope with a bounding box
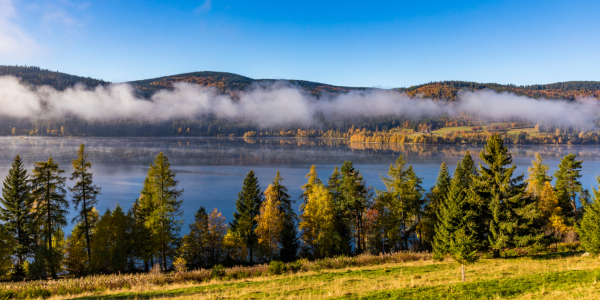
[60,252,600,300]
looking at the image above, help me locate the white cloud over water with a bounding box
[0,75,598,128]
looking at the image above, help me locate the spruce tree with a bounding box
[327,166,352,255]
[230,170,262,263]
[31,157,68,278]
[339,161,371,254]
[433,179,467,259]
[272,171,299,262]
[554,153,584,221]
[475,135,542,258]
[0,155,34,279]
[69,143,100,268]
[431,162,451,222]
[143,152,183,271]
[450,226,478,282]
[577,177,600,254]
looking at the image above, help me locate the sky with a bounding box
[1,0,600,88]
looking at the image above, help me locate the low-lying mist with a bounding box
[0,75,598,128]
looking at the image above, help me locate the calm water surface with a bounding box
[1,136,600,234]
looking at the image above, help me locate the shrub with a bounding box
[173,257,187,273]
[211,264,226,278]
[288,260,303,272]
[268,261,287,275]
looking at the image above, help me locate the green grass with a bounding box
[57,253,600,300]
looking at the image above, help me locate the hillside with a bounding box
[0,66,109,90]
[3,65,600,101]
[402,80,600,101]
[127,71,366,98]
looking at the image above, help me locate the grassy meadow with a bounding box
[6,251,599,300]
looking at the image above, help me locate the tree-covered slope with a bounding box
[0,66,109,90]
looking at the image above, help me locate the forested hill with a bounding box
[402,80,600,101]
[3,65,600,101]
[0,65,109,90]
[127,71,366,98]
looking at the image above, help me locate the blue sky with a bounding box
[1,0,600,87]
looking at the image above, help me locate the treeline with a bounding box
[0,66,108,90]
[4,135,600,280]
[350,128,600,145]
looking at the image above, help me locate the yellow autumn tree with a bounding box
[299,183,337,259]
[538,182,572,236]
[526,153,552,198]
[300,165,322,204]
[255,184,284,262]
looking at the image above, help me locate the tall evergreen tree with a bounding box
[433,179,468,259]
[430,162,451,222]
[577,177,600,254]
[230,170,262,263]
[339,161,372,254]
[272,171,299,262]
[475,135,542,258]
[554,153,584,221]
[0,155,34,279]
[181,206,209,269]
[69,143,101,268]
[327,166,352,255]
[143,152,183,271]
[31,157,68,278]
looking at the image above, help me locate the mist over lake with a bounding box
[1,136,599,234]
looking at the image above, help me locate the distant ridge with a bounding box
[2,65,600,100]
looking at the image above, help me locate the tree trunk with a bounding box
[461,263,465,282]
[493,249,500,258]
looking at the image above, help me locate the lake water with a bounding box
[1,136,600,234]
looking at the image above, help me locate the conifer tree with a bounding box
[181,206,209,269]
[299,183,338,259]
[91,206,135,273]
[378,156,424,250]
[143,152,183,271]
[453,151,478,191]
[206,208,227,265]
[475,135,542,258]
[430,162,451,223]
[554,153,584,221]
[69,143,100,268]
[0,224,15,279]
[450,226,478,282]
[327,166,352,255]
[230,170,262,263]
[272,171,299,262]
[31,157,68,278]
[526,153,552,198]
[577,177,600,254]
[255,184,284,262]
[433,179,467,259]
[0,155,34,279]
[339,161,371,253]
[301,165,322,204]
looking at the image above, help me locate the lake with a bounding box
[1,136,599,234]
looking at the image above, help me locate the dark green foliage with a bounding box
[69,143,100,268]
[433,179,469,259]
[0,155,33,279]
[327,166,353,256]
[181,206,210,269]
[577,177,600,254]
[90,206,136,274]
[475,135,543,257]
[554,153,585,221]
[272,171,300,262]
[339,161,371,254]
[30,157,68,278]
[230,170,262,263]
[268,260,287,275]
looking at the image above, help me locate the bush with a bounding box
[268,261,287,275]
[211,264,226,278]
[288,260,303,272]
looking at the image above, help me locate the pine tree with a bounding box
[450,226,478,282]
[339,161,371,254]
[378,156,424,251]
[327,166,352,255]
[230,170,262,263]
[0,155,34,279]
[433,179,467,259]
[555,153,584,221]
[181,206,209,269]
[577,177,600,254]
[31,157,68,278]
[475,135,542,258]
[299,183,338,259]
[91,206,135,273]
[272,171,299,262]
[143,152,183,271]
[255,184,284,261]
[69,143,100,268]
[431,162,451,220]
